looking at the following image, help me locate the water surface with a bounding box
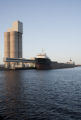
[0,67,81,120]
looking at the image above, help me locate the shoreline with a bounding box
[0,65,79,71]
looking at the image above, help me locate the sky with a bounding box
[0,0,81,64]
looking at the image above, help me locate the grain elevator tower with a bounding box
[4,21,23,67]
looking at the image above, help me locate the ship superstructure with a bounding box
[35,52,51,70]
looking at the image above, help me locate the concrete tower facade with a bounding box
[4,21,23,67]
[18,32,22,58]
[4,32,10,58]
[10,31,18,58]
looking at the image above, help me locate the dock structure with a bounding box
[3,58,36,69]
[4,58,35,63]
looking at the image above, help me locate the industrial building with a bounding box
[4,21,23,68]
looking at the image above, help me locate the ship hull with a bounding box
[51,62,75,69]
[35,58,51,70]
[35,64,51,70]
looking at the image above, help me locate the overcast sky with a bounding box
[0,0,81,64]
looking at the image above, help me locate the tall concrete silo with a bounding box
[4,32,10,58]
[8,21,23,58]
[10,31,18,58]
[12,21,23,58]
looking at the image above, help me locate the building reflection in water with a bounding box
[4,71,28,120]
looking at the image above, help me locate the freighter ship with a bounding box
[35,52,76,70]
[35,52,51,70]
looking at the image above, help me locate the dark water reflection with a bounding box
[0,67,81,120]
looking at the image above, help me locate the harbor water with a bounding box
[0,67,81,120]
